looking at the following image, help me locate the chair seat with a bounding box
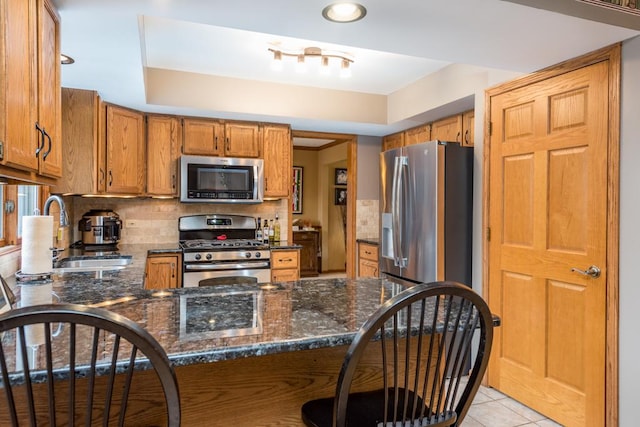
[301,388,456,427]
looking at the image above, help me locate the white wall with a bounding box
[619,35,640,427]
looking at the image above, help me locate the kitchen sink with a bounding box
[53,256,132,273]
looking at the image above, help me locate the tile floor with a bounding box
[463,384,563,427]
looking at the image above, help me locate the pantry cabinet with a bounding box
[145,254,182,290]
[261,124,291,199]
[146,114,181,196]
[0,0,61,182]
[102,104,145,194]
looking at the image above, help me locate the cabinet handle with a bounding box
[226,137,230,152]
[214,136,218,151]
[109,171,113,187]
[456,131,461,142]
[34,122,45,157]
[279,258,293,262]
[42,129,52,160]
[99,168,105,185]
[464,129,470,145]
[171,262,175,278]
[265,177,268,191]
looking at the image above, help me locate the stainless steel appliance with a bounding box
[180,155,264,203]
[179,214,271,287]
[380,140,473,287]
[78,209,122,246]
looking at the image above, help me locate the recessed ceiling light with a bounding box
[60,54,75,65]
[322,2,367,23]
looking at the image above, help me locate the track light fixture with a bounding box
[269,46,354,78]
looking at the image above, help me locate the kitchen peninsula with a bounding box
[7,250,403,426]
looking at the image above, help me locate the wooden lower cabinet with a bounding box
[271,249,300,282]
[293,230,320,277]
[144,253,182,289]
[357,241,379,278]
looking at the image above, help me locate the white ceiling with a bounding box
[52,0,639,141]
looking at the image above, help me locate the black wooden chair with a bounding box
[0,303,180,426]
[301,281,494,427]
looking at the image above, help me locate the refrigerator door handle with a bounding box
[392,156,408,268]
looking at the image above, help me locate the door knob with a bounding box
[571,265,601,278]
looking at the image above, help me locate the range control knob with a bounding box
[194,253,202,261]
[245,252,252,259]
[206,253,212,260]
[255,252,262,258]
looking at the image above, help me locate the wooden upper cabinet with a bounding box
[430,114,463,143]
[404,124,431,146]
[59,88,101,195]
[261,124,291,199]
[2,0,39,173]
[35,0,62,178]
[382,132,404,152]
[104,104,145,194]
[147,115,181,196]
[182,118,224,156]
[224,122,260,158]
[462,110,474,146]
[0,0,61,179]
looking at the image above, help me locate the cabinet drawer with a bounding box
[358,243,378,262]
[271,250,299,269]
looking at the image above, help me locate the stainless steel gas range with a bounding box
[179,214,271,287]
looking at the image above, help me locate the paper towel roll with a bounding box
[21,216,54,275]
[19,282,53,347]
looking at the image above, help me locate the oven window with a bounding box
[179,291,263,339]
[195,167,251,191]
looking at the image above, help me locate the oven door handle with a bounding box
[184,262,271,271]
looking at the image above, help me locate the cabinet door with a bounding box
[462,110,474,147]
[272,269,299,283]
[145,255,180,289]
[2,0,38,173]
[224,122,260,158]
[431,114,463,143]
[147,115,180,196]
[35,0,61,178]
[294,231,319,277]
[404,124,431,146]
[382,132,404,151]
[182,118,224,156]
[105,105,145,194]
[359,259,379,278]
[262,124,291,198]
[59,88,100,194]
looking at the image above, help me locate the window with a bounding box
[0,185,43,248]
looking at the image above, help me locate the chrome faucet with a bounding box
[43,195,70,227]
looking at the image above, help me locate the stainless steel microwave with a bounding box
[180,155,264,203]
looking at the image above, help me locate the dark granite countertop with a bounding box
[4,243,401,377]
[357,237,379,245]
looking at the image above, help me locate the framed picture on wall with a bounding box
[292,166,303,214]
[334,188,347,205]
[334,168,347,185]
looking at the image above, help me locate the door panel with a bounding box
[488,60,609,426]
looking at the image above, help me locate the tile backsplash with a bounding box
[356,199,379,239]
[70,197,290,245]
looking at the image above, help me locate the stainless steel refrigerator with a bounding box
[380,140,473,287]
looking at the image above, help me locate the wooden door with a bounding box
[431,114,462,143]
[105,104,145,194]
[261,124,291,198]
[487,58,612,426]
[182,118,223,156]
[35,0,61,178]
[147,115,180,196]
[224,122,260,157]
